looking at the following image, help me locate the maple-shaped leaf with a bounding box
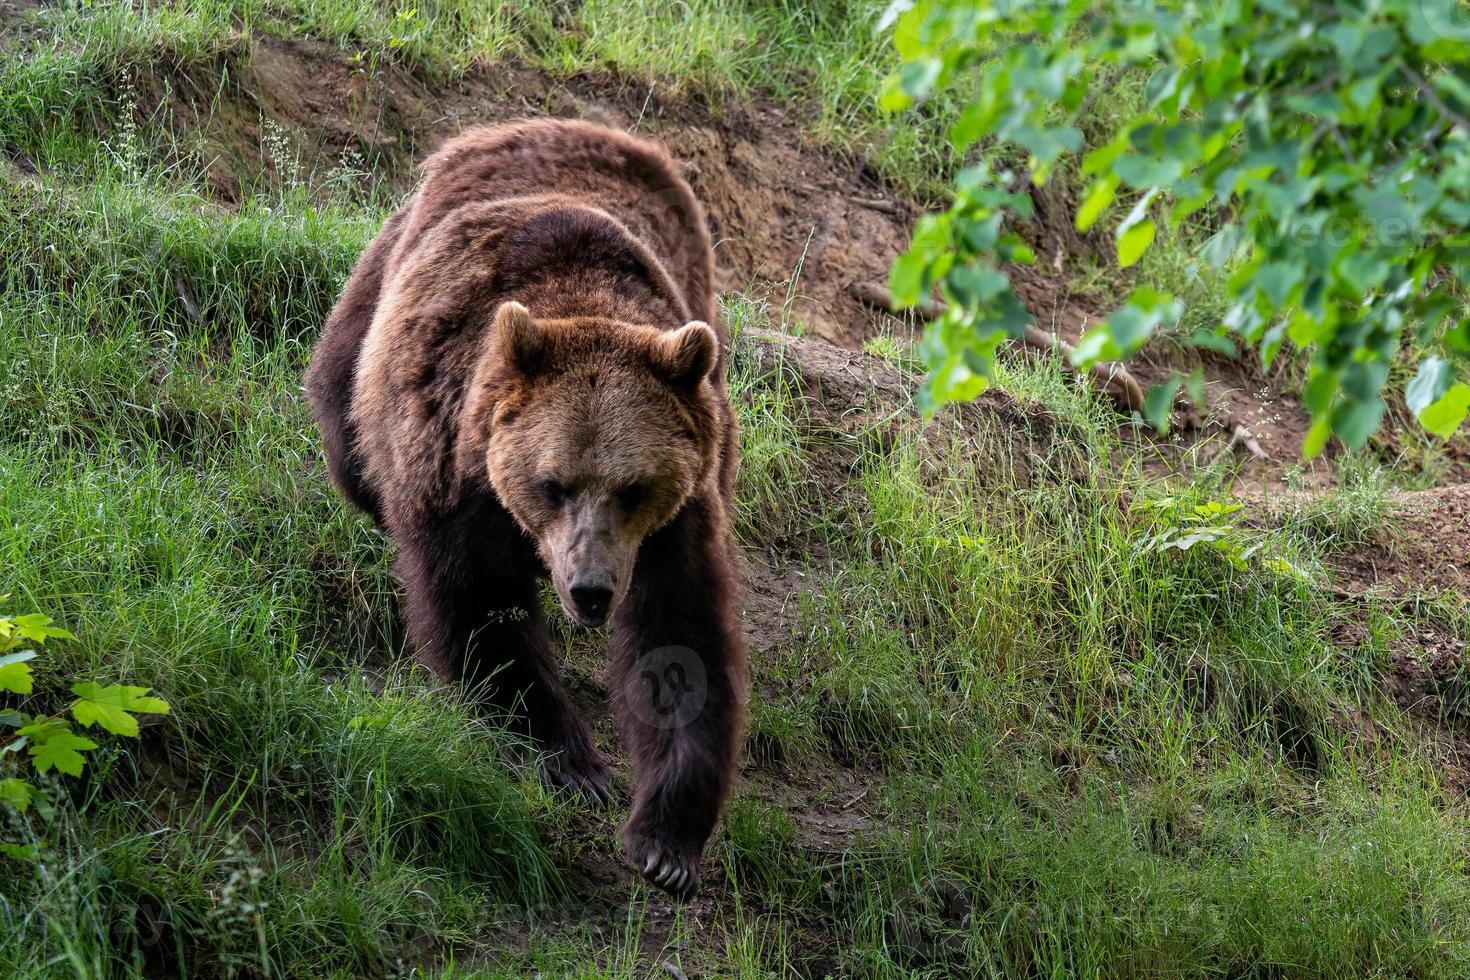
[0,651,37,695]
[28,729,97,776]
[70,683,170,737]
[17,717,65,741]
[0,777,35,812]
[8,615,75,645]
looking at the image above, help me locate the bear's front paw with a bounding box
[624,831,701,900]
[539,740,614,806]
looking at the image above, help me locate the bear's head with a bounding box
[472,302,722,627]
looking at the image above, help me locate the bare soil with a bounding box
[155,34,915,351]
[1335,484,1470,597]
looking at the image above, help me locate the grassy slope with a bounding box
[1,2,1468,977]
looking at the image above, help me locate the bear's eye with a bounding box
[537,478,569,508]
[616,482,650,511]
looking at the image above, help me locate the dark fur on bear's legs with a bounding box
[390,497,613,804]
[610,497,747,898]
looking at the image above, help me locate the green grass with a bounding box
[2,2,1469,977]
[0,167,560,974]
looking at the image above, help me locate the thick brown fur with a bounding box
[305,119,747,899]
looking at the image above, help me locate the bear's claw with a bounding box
[539,743,614,806]
[629,837,700,900]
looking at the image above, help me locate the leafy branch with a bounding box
[882,0,1470,451]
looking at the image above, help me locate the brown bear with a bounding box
[305,118,747,899]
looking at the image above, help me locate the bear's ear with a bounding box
[653,321,718,389]
[494,302,547,375]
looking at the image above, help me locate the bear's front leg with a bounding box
[610,496,748,899]
[392,503,613,804]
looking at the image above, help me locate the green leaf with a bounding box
[1012,124,1083,166]
[28,728,97,777]
[888,249,928,307]
[1106,308,1153,353]
[1418,384,1470,439]
[1448,321,1470,353]
[1255,262,1303,308]
[944,265,1011,307]
[1406,356,1455,415]
[1070,326,1118,366]
[1144,66,1181,108]
[1188,327,1238,357]
[1114,155,1184,189]
[876,0,913,36]
[9,615,74,645]
[1200,225,1242,268]
[925,359,990,409]
[1083,133,1129,176]
[70,683,170,737]
[1345,75,1379,112]
[0,778,36,812]
[1117,219,1156,268]
[1333,397,1386,449]
[0,650,37,695]
[900,58,940,97]
[1302,417,1333,458]
[1144,378,1182,432]
[0,842,40,861]
[949,98,998,151]
[1076,176,1118,232]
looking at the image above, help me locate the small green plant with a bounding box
[387,4,423,52]
[1135,497,1304,578]
[1,603,169,861]
[863,332,919,371]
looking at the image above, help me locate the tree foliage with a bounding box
[883,0,1470,450]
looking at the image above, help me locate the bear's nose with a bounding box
[570,583,614,625]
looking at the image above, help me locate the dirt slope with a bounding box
[1333,485,1470,597]
[153,35,913,349]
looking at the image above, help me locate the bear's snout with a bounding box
[569,576,615,626]
[557,563,623,627]
[544,501,637,628]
